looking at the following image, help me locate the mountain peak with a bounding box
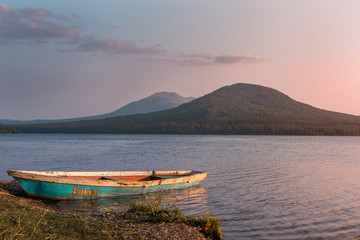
[152,91,179,97]
[149,92,195,104]
[107,91,194,117]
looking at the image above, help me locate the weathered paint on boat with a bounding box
[7,170,207,200]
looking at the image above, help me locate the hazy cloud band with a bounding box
[0,4,263,66]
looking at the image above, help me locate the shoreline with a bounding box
[0,180,217,239]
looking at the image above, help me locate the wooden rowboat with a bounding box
[7,170,207,201]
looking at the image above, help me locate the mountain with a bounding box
[8,83,360,135]
[0,92,195,125]
[105,92,195,117]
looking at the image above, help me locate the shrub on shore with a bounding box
[0,124,19,134]
[128,194,223,240]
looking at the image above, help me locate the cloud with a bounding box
[174,53,263,66]
[176,53,213,65]
[111,25,120,29]
[73,37,165,55]
[0,4,78,43]
[71,13,80,19]
[70,39,263,66]
[214,54,263,64]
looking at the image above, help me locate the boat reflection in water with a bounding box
[50,186,208,215]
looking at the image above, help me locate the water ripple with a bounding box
[3,135,360,239]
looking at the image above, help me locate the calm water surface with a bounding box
[1,134,360,239]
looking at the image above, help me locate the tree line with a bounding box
[0,124,20,134]
[10,118,360,136]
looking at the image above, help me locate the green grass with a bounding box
[128,194,223,240]
[0,191,117,240]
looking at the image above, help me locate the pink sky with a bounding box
[1,1,360,120]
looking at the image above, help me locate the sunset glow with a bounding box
[1,0,360,120]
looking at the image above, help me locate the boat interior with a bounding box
[70,176,164,181]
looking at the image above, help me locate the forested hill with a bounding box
[8,83,360,135]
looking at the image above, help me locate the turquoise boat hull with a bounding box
[14,177,201,200]
[7,170,207,201]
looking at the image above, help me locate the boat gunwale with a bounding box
[7,170,207,187]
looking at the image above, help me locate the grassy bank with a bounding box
[0,186,222,239]
[0,188,119,239]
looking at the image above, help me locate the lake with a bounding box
[1,134,360,239]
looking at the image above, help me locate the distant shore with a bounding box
[0,180,220,239]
